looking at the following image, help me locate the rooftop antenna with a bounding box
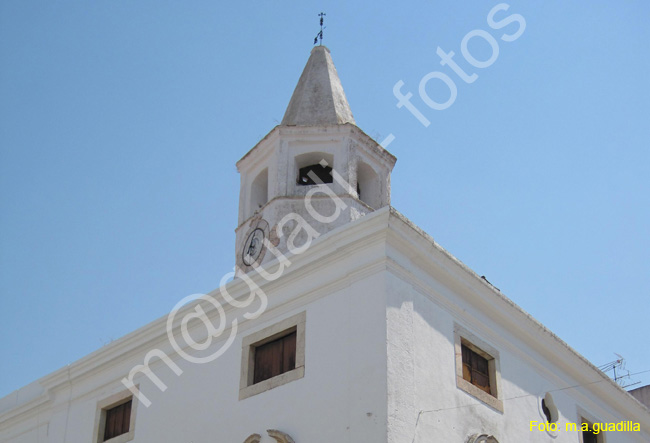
[598,353,640,389]
[314,12,326,45]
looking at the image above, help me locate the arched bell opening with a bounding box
[357,161,380,209]
[248,168,268,217]
[295,152,334,185]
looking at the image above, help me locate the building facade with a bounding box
[1,46,649,443]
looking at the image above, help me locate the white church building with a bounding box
[1,46,649,443]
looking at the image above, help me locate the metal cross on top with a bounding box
[313,12,326,45]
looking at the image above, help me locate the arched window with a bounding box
[357,162,380,209]
[295,152,334,186]
[249,168,268,216]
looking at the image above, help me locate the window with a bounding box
[462,343,491,393]
[103,399,132,441]
[297,164,332,185]
[253,330,296,383]
[240,312,306,400]
[93,390,137,443]
[580,418,604,443]
[583,427,598,443]
[576,409,605,443]
[454,325,503,412]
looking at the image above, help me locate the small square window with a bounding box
[93,391,137,443]
[454,325,503,412]
[103,399,132,441]
[253,330,297,384]
[462,343,491,394]
[240,312,306,400]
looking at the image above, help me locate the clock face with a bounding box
[242,228,265,266]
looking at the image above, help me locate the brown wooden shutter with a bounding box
[104,399,131,440]
[472,351,490,393]
[283,331,297,373]
[461,344,491,394]
[253,331,297,384]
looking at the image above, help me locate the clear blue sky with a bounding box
[1,1,648,397]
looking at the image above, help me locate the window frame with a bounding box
[239,311,306,400]
[92,389,137,443]
[454,324,503,412]
[461,342,491,394]
[253,328,297,384]
[577,408,607,443]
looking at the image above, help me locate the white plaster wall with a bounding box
[237,136,279,225]
[5,209,645,443]
[234,194,372,271]
[385,263,650,443]
[2,423,48,442]
[1,238,389,443]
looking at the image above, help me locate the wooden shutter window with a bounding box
[461,343,491,394]
[103,399,132,441]
[253,331,297,384]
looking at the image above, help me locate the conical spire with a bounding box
[281,46,355,126]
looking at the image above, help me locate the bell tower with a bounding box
[235,46,396,271]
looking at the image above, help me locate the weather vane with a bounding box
[314,12,326,45]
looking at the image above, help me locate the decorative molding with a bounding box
[267,429,295,443]
[4,204,649,433]
[468,434,499,443]
[384,208,650,423]
[243,430,294,443]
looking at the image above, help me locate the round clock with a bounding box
[242,228,265,266]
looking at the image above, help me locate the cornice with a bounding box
[236,125,280,169]
[384,207,650,427]
[0,393,50,428]
[236,123,396,172]
[3,205,646,430]
[0,208,392,422]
